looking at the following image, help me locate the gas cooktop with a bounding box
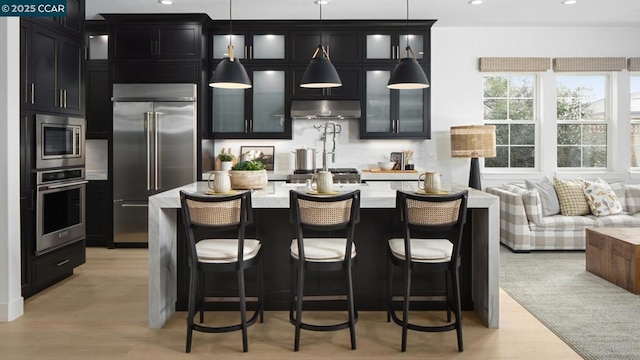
[288,168,360,183]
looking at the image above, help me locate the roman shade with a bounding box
[478,57,551,72]
[628,58,640,72]
[553,57,626,72]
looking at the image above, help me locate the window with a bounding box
[556,75,608,168]
[483,75,536,168]
[631,75,640,168]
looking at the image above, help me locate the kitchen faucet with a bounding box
[314,121,342,171]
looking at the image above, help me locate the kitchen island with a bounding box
[148,181,499,329]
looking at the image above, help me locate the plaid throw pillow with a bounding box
[553,177,590,216]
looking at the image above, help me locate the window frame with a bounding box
[482,73,539,172]
[630,73,640,169]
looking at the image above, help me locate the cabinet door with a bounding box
[212,87,246,133]
[397,88,427,134]
[251,70,286,133]
[111,25,156,59]
[86,181,110,247]
[20,22,31,108]
[291,32,321,64]
[325,31,361,63]
[157,25,200,59]
[251,33,286,61]
[85,62,110,138]
[60,0,83,36]
[30,24,58,111]
[364,70,392,133]
[212,34,246,60]
[58,36,84,115]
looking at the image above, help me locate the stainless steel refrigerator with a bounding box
[112,83,197,244]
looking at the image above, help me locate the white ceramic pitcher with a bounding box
[418,171,442,193]
[311,171,334,193]
[208,171,231,193]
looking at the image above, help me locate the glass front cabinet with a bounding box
[211,67,289,139]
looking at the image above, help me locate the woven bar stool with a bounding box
[288,190,361,351]
[387,190,468,352]
[179,190,264,353]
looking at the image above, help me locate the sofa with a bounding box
[486,180,640,252]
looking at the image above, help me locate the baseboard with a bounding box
[0,296,24,322]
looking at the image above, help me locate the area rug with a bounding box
[499,246,640,360]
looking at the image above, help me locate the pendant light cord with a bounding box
[406,0,409,48]
[319,2,323,47]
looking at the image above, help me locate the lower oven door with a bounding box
[36,180,87,255]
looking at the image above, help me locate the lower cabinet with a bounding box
[29,240,86,296]
[86,180,112,247]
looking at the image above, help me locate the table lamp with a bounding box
[450,125,496,190]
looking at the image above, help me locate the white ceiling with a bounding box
[86,0,640,27]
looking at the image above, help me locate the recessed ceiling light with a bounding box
[158,0,174,5]
[468,0,484,5]
[314,0,330,5]
[561,0,577,4]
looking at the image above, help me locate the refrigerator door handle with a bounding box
[154,111,160,191]
[145,112,153,191]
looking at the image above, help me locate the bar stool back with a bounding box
[387,190,468,352]
[180,190,264,353]
[289,190,361,351]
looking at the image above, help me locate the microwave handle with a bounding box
[73,127,81,156]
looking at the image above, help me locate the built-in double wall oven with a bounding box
[34,114,87,255]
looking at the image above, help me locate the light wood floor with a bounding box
[0,248,581,359]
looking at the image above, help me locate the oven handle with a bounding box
[42,180,88,190]
[121,203,149,208]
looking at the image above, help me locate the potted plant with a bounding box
[218,153,233,171]
[229,160,268,189]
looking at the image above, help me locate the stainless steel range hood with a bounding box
[291,100,361,120]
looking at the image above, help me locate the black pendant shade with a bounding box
[209,55,251,89]
[300,46,342,88]
[387,47,429,90]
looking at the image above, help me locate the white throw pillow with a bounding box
[525,177,560,216]
[580,178,623,217]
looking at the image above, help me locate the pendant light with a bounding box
[209,0,251,89]
[300,1,342,88]
[387,0,429,90]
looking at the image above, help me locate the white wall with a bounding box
[217,26,640,187]
[0,17,23,322]
[432,26,640,188]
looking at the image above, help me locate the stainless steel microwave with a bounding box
[35,114,86,170]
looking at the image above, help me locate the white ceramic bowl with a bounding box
[378,161,396,170]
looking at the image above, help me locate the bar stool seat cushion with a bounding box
[388,238,452,263]
[196,239,262,263]
[290,238,357,262]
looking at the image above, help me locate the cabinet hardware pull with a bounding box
[244,119,248,133]
[57,259,70,267]
[244,45,247,59]
[64,89,67,108]
[249,45,253,59]
[250,119,253,133]
[30,83,35,104]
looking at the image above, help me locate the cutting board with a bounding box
[363,169,418,173]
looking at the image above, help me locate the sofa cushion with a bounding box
[626,184,640,214]
[608,182,627,212]
[553,177,591,216]
[580,178,623,216]
[503,184,543,224]
[525,177,560,216]
[591,214,640,227]
[529,215,597,231]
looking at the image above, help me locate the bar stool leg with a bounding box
[294,265,305,351]
[386,256,393,323]
[186,267,198,353]
[452,266,464,352]
[446,270,451,323]
[238,268,248,353]
[258,261,265,323]
[346,265,356,350]
[198,272,205,323]
[401,266,411,352]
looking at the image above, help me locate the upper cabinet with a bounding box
[27,0,84,37]
[105,14,210,61]
[291,31,362,64]
[212,31,287,63]
[364,31,427,63]
[20,21,84,116]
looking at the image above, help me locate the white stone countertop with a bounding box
[151,181,497,209]
[202,170,427,182]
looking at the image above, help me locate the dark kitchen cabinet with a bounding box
[28,0,84,37]
[21,21,84,116]
[291,66,361,99]
[364,30,428,63]
[111,61,201,83]
[211,65,290,139]
[291,31,362,64]
[86,181,112,247]
[360,68,430,139]
[212,31,287,63]
[110,23,202,60]
[32,240,86,290]
[85,61,111,138]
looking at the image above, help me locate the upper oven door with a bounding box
[36,114,85,169]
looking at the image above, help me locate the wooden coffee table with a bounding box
[586,228,640,294]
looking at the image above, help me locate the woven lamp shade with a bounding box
[450,125,496,158]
